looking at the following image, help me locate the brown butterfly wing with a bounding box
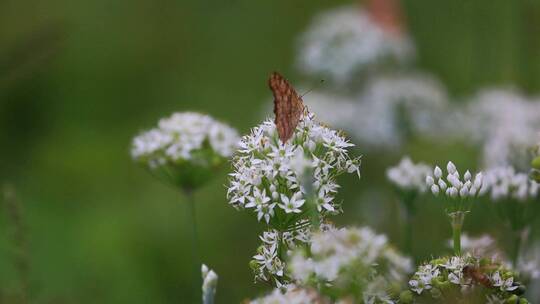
[268,72,304,143]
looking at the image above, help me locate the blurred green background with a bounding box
[1,0,540,303]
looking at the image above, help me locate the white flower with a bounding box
[228,112,361,224]
[279,193,305,214]
[289,226,411,302]
[252,226,311,285]
[131,112,239,172]
[386,157,432,193]
[409,254,522,301]
[481,166,539,202]
[296,5,414,84]
[491,271,519,292]
[517,242,540,280]
[250,287,324,304]
[409,264,439,294]
[461,89,540,167]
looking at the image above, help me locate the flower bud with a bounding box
[449,187,458,198]
[473,173,483,189]
[532,156,540,170]
[459,187,469,198]
[431,184,440,196]
[438,179,447,191]
[447,161,457,174]
[426,176,435,186]
[448,175,462,189]
[506,295,519,304]
[434,166,442,179]
[464,170,471,181]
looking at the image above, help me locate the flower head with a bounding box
[426,161,483,201]
[131,112,239,190]
[407,255,526,302]
[463,89,540,167]
[250,286,327,304]
[297,5,414,84]
[289,226,412,302]
[307,74,448,149]
[251,225,311,286]
[480,166,539,202]
[228,112,361,226]
[387,157,432,193]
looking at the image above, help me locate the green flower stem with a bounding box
[452,225,462,256]
[401,193,417,255]
[184,189,201,299]
[449,211,466,256]
[511,227,529,267]
[300,171,320,231]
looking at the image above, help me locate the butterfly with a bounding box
[268,72,305,143]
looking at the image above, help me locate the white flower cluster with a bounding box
[297,5,414,84]
[387,157,432,193]
[250,287,326,304]
[408,255,523,302]
[201,264,218,304]
[252,224,311,286]
[353,74,448,147]
[305,74,448,149]
[462,89,540,167]
[289,226,412,303]
[131,112,239,169]
[426,161,483,199]
[228,112,360,286]
[228,112,361,223]
[480,166,539,202]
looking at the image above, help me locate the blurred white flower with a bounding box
[518,243,540,281]
[462,89,540,167]
[289,226,412,302]
[306,73,448,149]
[386,156,432,193]
[131,112,239,189]
[480,166,539,202]
[250,286,326,304]
[297,5,414,84]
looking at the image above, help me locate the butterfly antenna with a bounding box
[301,79,325,98]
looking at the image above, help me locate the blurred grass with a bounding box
[1,0,540,303]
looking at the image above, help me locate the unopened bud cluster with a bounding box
[426,161,483,199]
